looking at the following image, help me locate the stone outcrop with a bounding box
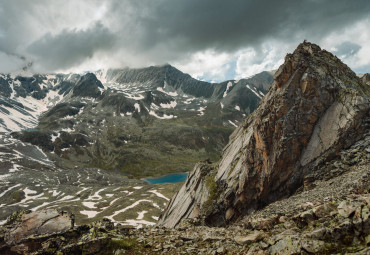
[0,210,137,255]
[1,210,74,254]
[158,161,213,228]
[159,41,370,228]
[362,73,370,85]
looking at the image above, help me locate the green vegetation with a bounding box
[12,190,25,203]
[203,169,221,214]
[107,238,137,251]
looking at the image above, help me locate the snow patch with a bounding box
[228,120,238,127]
[149,190,169,201]
[223,81,233,97]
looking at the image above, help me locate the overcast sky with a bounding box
[0,0,369,81]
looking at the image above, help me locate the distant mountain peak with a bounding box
[72,73,104,98]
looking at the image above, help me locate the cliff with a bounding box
[159,41,370,228]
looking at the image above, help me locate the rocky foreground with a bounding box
[0,163,369,254]
[1,125,369,254]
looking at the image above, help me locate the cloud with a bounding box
[0,0,369,77]
[27,22,116,72]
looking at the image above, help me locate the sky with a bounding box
[0,0,370,82]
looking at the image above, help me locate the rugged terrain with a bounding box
[1,65,272,177]
[159,41,369,228]
[0,65,271,228]
[0,42,369,254]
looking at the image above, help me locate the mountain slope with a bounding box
[159,41,370,228]
[5,66,272,177]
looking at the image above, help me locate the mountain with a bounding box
[2,65,272,178]
[0,42,369,254]
[159,41,369,228]
[1,41,369,255]
[0,65,272,227]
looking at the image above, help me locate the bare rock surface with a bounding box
[159,41,370,228]
[4,209,73,246]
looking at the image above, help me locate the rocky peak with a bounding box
[362,73,370,85]
[158,41,369,228]
[72,72,104,98]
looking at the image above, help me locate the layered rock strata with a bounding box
[159,41,370,228]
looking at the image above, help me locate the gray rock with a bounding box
[338,200,357,218]
[309,227,327,240]
[4,209,73,245]
[234,231,266,245]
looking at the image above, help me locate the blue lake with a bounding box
[145,172,188,184]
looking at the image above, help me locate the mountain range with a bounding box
[1,65,272,177]
[0,42,369,254]
[0,63,272,229]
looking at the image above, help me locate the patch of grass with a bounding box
[107,238,137,250]
[203,169,221,214]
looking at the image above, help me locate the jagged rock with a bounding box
[234,231,266,245]
[308,228,327,240]
[216,247,227,254]
[365,234,370,245]
[362,73,370,85]
[157,161,213,228]
[361,206,370,235]
[312,203,337,218]
[159,41,369,228]
[337,200,358,218]
[4,209,73,246]
[300,239,328,254]
[249,215,280,230]
[268,235,302,255]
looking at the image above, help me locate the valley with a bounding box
[0,65,271,227]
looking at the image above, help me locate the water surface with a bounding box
[145,172,188,184]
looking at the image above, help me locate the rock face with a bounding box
[362,73,370,85]
[159,41,370,228]
[3,209,73,246]
[0,210,138,255]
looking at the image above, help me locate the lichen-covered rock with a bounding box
[234,231,266,245]
[4,209,73,246]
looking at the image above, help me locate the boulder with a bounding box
[337,200,357,218]
[4,209,74,245]
[234,231,266,245]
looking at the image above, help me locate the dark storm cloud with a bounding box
[108,0,370,54]
[333,42,362,57]
[27,22,117,71]
[0,0,369,73]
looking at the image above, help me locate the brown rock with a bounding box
[252,216,279,230]
[234,231,266,245]
[159,41,369,228]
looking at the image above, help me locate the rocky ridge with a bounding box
[159,41,370,228]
